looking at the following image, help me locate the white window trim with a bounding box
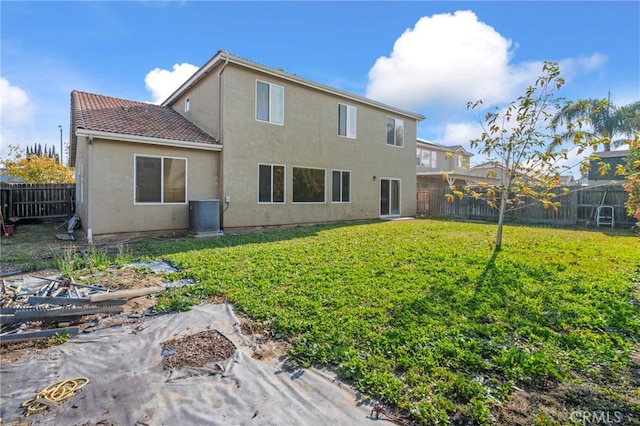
[184,98,190,113]
[338,103,357,139]
[257,163,286,204]
[331,169,351,203]
[256,80,285,126]
[292,165,326,204]
[133,154,188,205]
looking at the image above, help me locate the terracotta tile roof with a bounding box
[71,90,217,145]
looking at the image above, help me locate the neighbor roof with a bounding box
[162,50,426,121]
[417,138,472,155]
[593,149,630,159]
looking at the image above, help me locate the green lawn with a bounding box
[141,219,639,424]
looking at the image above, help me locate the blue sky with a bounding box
[2,1,639,176]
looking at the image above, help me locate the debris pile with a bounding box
[1,262,194,346]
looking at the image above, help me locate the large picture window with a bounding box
[386,117,404,147]
[135,155,186,204]
[293,167,325,203]
[256,81,284,125]
[338,104,357,138]
[332,170,351,203]
[258,164,285,203]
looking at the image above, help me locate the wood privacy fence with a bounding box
[0,183,76,220]
[417,184,634,227]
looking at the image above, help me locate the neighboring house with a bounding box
[416,139,473,188]
[467,162,578,187]
[70,50,425,241]
[466,161,550,186]
[559,175,577,186]
[587,150,629,186]
[416,139,473,215]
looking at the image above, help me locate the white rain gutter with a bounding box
[75,129,222,151]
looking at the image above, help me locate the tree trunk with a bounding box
[496,189,507,250]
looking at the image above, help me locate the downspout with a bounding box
[217,51,230,230]
[86,135,94,243]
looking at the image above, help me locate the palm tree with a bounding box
[552,95,640,151]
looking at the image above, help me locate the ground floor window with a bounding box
[134,155,186,204]
[293,167,325,203]
[332,170,351,203]
[258,164,285,203]
[380,178,400,216]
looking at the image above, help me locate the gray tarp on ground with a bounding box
[1,303,377,425]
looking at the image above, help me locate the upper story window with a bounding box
[256,80,284,125]
[386,117,404,147]
[338,104,357,138]
[184,98,190,113]
[135,155,186,204]
[417,148,437,168]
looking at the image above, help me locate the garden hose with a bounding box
[21,377,90,417]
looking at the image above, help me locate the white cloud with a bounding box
[367,11,552,111]
[557,53,608,83]
[443,122,482,148]
[0,77,37,158]
[0,77,33,125]
[144,63,198,104]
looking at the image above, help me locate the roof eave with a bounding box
[75,129,222,151]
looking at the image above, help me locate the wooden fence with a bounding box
[418,184,634,227]
[0,183,75,220]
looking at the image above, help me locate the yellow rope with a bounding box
[21,377,90,417]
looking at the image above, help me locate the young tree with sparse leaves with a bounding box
[1,145,73,184]
[452,61,588,249]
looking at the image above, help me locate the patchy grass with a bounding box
[138,219,639,424]
[0,220,80,272]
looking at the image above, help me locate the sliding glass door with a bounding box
[380,178,400,217]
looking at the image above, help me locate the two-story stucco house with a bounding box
[416,138,473,188]
[70,50,425,241]
[415,138,474,216]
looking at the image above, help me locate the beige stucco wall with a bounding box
[171,65,222,143]
[83,138,219,236]
[211,64,418,230]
